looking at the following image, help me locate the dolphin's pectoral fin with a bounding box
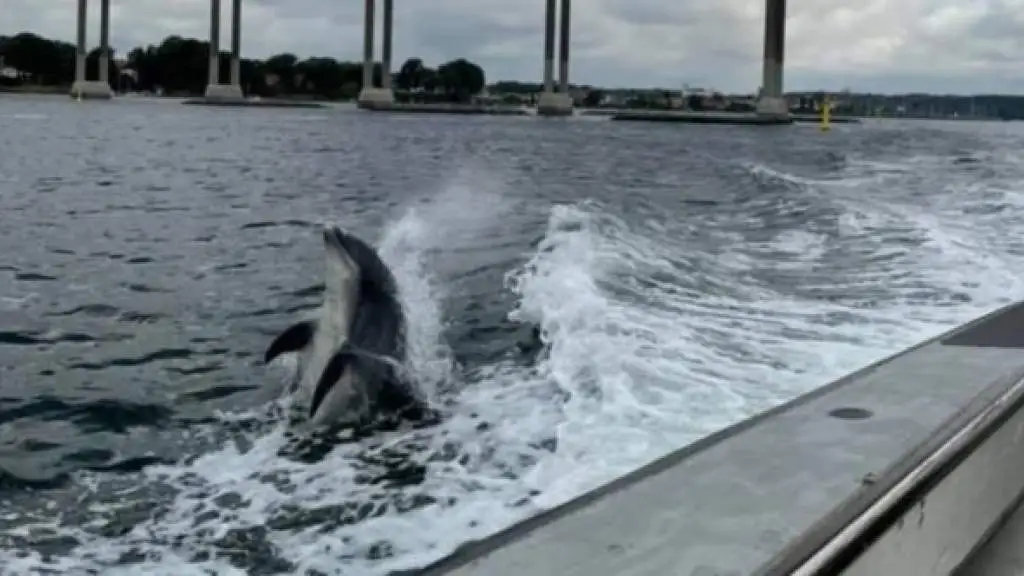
[265,320,317,365]
[310,346,356,420]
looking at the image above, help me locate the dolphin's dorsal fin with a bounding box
[264,320,317,364]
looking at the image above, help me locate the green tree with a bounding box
[0,30,498,104]
[264,53,298,92]
[583,89,604,107]
[396,57,426,90]
[0,32,76,85]
[490,80,541,94]
[421,67,439,92]
[436,58,485,103]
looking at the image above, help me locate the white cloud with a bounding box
[5,0,1024,93]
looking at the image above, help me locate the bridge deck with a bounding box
[412,302,1024,575]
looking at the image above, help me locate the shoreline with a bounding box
[0,85,1009,122]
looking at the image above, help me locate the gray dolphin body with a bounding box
[264,226,427,428]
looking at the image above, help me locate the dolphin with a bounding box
[264,225,428,428]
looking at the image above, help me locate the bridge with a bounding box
[68,0,790,120]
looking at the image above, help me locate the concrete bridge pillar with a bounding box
[381,0,393,91]
[755,0,789,121]
[98,0,110,85]
[204,0,244,101]
[361,0,374,91]
[541,0,555,94]
[358,0,396,109]
[230,0,242,87]
[537,0,573,117]
[207,0,220,86]
[70,0,114,99]
[558,0,571,94]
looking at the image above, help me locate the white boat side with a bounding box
[401,301,1024,576]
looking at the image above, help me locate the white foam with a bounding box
[9,153,1024,574]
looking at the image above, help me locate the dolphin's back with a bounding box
[338,230,405,356]
[338,231,400,297]
[349,286,405,358]
[337,231,422,414]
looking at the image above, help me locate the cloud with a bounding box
[5,0,1024,93]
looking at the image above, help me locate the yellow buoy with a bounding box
[820,96,831,132]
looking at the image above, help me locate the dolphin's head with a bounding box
[322,225,360,304]
[323,225,346,256]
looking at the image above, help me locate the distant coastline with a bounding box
[0,84,1011,123]
[4,30,1024,120]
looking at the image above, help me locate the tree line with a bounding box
[0,32,490,103]
[10,30,1024,118]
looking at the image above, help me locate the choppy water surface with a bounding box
[1,95,1024,575]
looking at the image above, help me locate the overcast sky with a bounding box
[5,0,1024,94]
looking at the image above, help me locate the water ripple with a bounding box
[0,100,1022,574]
